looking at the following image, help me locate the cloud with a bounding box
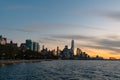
[52,35,95,40]
[40,37,66,43]
[106,35,120,40]
[93,10,120,21]
[1,25,116,54]
[96,39,120,48]
[70,8,120,21]
[1,23,106,35]
[2,23,105,35]
[82,45,120,54]
[0,27,37,33]
[103,11,120,21]
[84,38,120,54]
[51,34,120,53]
[25,23,106,32]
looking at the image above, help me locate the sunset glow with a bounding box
[1,0,120,59]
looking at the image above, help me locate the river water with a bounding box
[0,60,120,80]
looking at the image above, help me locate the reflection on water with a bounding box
[0,60,120,80]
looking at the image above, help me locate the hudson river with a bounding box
[0,60,120,80]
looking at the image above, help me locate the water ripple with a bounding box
[0,60,120,80]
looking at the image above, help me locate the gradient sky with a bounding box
[1,0,120,59]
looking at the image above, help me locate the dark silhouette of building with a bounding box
[10,40,13,44]
[76,48,82,56]
[0,35,2,43]
[60,40,75,59]
[41,45,48,55]
[6,40,17,47]
[26,39,33,50]
[61,45,72,59]
[56,46,61,57]
[25,39,39,52]
[71,39,74,54]
[33,42,39,52]
[33,42,36,51]
[20,43,27,52]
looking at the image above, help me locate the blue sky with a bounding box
[1,0,120,58]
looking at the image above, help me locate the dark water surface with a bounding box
[0,60,120,80]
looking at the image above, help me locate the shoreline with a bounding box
[0,59,119,66]
[0,59,47,65]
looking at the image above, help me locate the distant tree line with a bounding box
[0,44,57,60]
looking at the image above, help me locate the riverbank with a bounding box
[1,59,119,66]
[0,59,48,65]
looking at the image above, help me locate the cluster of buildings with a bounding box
[58,40,90,59]
[20,39,39,52]
[0,35,104,60]
[0,35,17,46]
[59,40,74,59]
[0,35,39,52]
[76,48,90,59]
[0,35,90,59]
[39,40,75,59]
[20,39,76,59]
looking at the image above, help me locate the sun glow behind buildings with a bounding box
[1,0,120,59]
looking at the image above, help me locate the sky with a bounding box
[1,0,120,59]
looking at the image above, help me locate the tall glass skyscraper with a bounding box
[26,39,33,50]
[71,39,74,55]
[26,39,39,52]
[33,42,39,52]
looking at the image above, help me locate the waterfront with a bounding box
[0,60,120,80]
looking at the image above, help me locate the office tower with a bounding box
[26,39,33,50]
[57,46,59,56]
[33,42,36,51]
[37,42,39,52]
[32,42,39,52]
[71,39,74,54]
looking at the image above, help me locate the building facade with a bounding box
[33,42,39,52]
[70,39,74,57]
[26,39,33,50]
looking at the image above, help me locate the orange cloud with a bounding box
[82,48,120,59]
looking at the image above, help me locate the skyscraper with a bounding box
[37,42,39,52]
[33,42,36,51]
[33,42,39,52]
[26,39,33,50]
[57,46,59,57]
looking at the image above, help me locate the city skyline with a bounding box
[1,0,120,59]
